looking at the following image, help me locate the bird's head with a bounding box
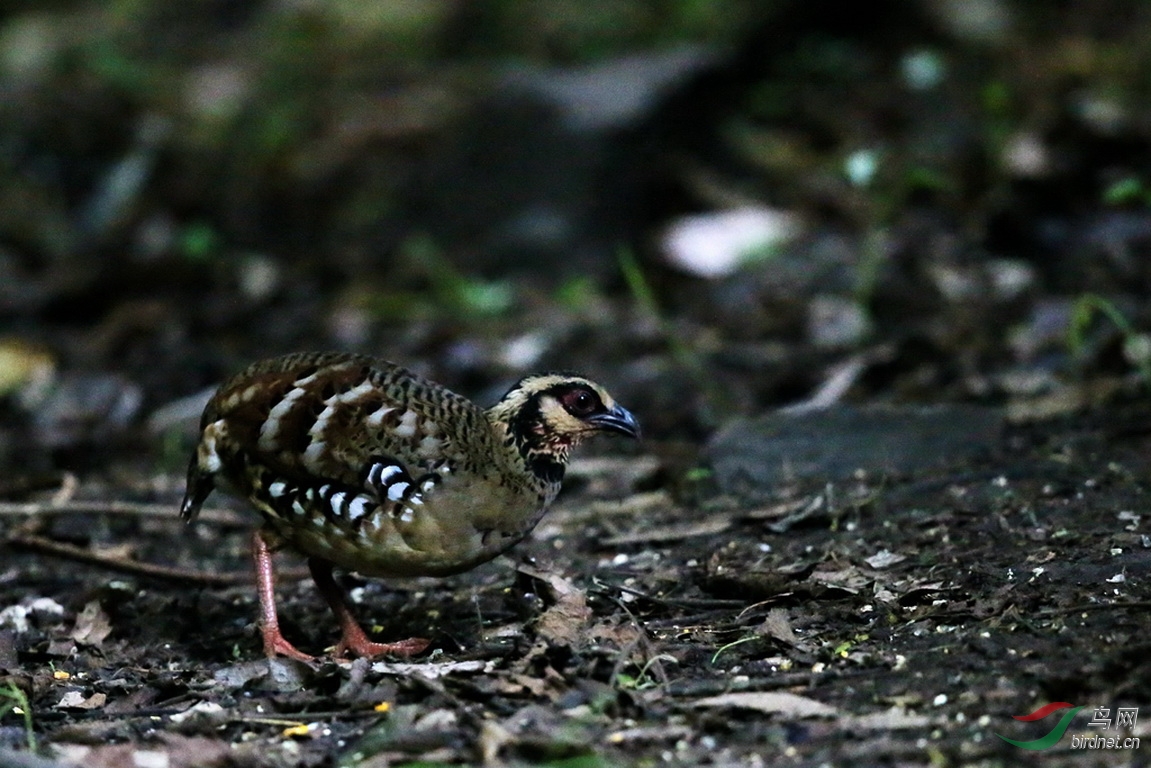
[488,373,640,464]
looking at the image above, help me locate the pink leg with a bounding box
[252,531,315,662]
[307,558,430,659]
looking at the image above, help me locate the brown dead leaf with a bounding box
[588,620,643,648]
[71,600,112,647]
[491,673,550,697]
[479,719,513,765]
[518,566,593,647]
[46,637,76,656]
[809,566,871,592]
[535,587,591,648]
[757,608,798,645]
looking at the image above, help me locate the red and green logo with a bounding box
[996,702,1085,750]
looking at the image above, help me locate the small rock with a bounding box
[705,404,1003,495]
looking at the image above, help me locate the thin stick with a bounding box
[0,500,245,526]
[5,533,253,586]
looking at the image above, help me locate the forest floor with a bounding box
[3,400,1150,767]
[4,2,1151,766]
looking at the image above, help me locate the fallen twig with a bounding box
[0,500,245,526]
[5,533,253,586]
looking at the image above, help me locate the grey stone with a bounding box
[705,404,1004,495]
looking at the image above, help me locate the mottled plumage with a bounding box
[180,352,639,661]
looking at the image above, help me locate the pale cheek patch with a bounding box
[542,402,586,435]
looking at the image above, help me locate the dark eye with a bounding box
[561,388,599,416]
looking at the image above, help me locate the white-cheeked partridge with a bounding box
[180,352,639,661]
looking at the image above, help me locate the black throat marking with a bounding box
[526,451,566,485]
[508,394,568,486]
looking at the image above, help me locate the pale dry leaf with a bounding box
[371,659,492,678]
[479,719,512,766]
[90,543,136,560]
[57,735,231,768]
[841,706,932,731]
[131,750,168,768]
[56,691,106,710]
[661,206,801,278]
[55,744,135,768]
[864,549,907,569]
[693,691,836,718]
[168,701,226,724]
[71,600,112,647]
[0,597,65,633]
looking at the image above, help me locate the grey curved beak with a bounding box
[589,404,641,439]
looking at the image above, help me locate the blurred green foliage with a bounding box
[0,682,36,753]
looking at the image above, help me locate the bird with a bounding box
[179,351,640,661]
